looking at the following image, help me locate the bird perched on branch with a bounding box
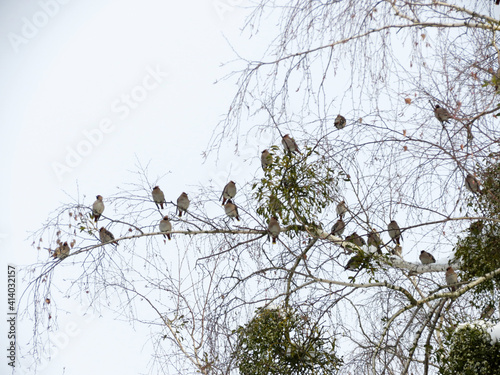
[388,220,402,245]
[268,217,281,244]
[152,186,166,210]
[367,229,382,253]
[53,242,70,259]
[220,181,237,206]
[224,200,240,221]
[336,201,347,219]
[392,245,402,257]
[445,266,458,291]
[177,192,190,217]
[282,134,301,154]
[465,174,481,193]
[159,216,172,240]
[261,149,272,170]
[334,114,346,130]
[419,250,436,265]
[434,105,452,124]
[331,219,345,237]
[346,232,365,247]
[99,227,118,245]
[92,195,104,222]
[345,254,364,271]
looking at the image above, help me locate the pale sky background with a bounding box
[0,1,263,374]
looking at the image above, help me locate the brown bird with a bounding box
[220,181,237,206]
[387,220,402,245]
[268,217,281,244]
[336,201,347,219]
[345,254,364,271]
[224,200,240,221]
[419,250,436,265]
[480,304,495,320]
[331,219,345,237]
[334,114,346,130]
[261,150,272,170]
[465,174,481,193]
[99,227,118,245]
[392,245,402,257]
[92,195,104,222]
[152,186,166,209]
[282,134,301,154]
[159,215,172,240]
[367,229,382,253]
[434,105,452,124]
[346,232,365,247]
[53,241,70,259]
[445,266,458,291]
[177,192,190,217]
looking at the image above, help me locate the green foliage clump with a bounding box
[232,306,342,375]
[438,324,500,375]
[253,145,344,235]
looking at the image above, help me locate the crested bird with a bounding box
[367,229,382,253]
[434,105,452,124]
[334,114,346,130]
[331,219,345,237]
[177,192,190,217]
[159,215,172,240]
[99,227,118,245]
[53,241,70,259]
[92,195,104,222]
[465,174,481,193]
[152,186,166,210]
[346,232,365,247]
[419,250,436,265]
[261,149,272,170]
[387,220,402,245]
[220,181,237,206]
[282,134,301,154]
[445,266,458,291]
[345,254,364,271]
[268,217,281,244]
[224,200,240,221]
[336,201,347,219]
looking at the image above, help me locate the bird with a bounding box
[445,266,458,291]
[336,201,347,219]
[465,174,481,193]
[92,195,104,222]
[220,181,237,206]
[419,250,436,265]
[224,200,240,221]
[282,134,301,154]
[345,254,364,271]
[387,220,402,245]
[367,229,382,253]
[159,216,172,240]
[53,242,70,259]
[331,219,345,237]
[268,217,281,244]
[261,150,272,170]
[334,114,346,130]
[99,227,118,245]
[177,192,190,217]
[346,232,365,247]
[392,245,402,257]
[434,105,452,124]
[152,186,166,209]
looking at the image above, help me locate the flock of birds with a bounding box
[52,107,482,293]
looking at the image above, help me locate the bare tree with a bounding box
[22,1,500,374]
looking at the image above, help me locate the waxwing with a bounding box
[220,181,237,206]
[177,192,190,217]
[345,254,364,271]
[388,220,402,245]
[331,219,345,237]
[268,217,281,244]
[224,200,240,221]
[92,195,105,222]
[334,114,346,130]
[53,241,70,259]
[99,227,118,245]
[367,229,382,253]
[159,215,172,240]
[434,105,452,124]
[282,134,301,154]
[336,201,347,219]
[152,186,166,210]
[261,150,272,170]
[445,266,458,291]
[465,174,480,193]
[419,250,436,265]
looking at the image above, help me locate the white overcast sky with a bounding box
[0,1,262,374]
